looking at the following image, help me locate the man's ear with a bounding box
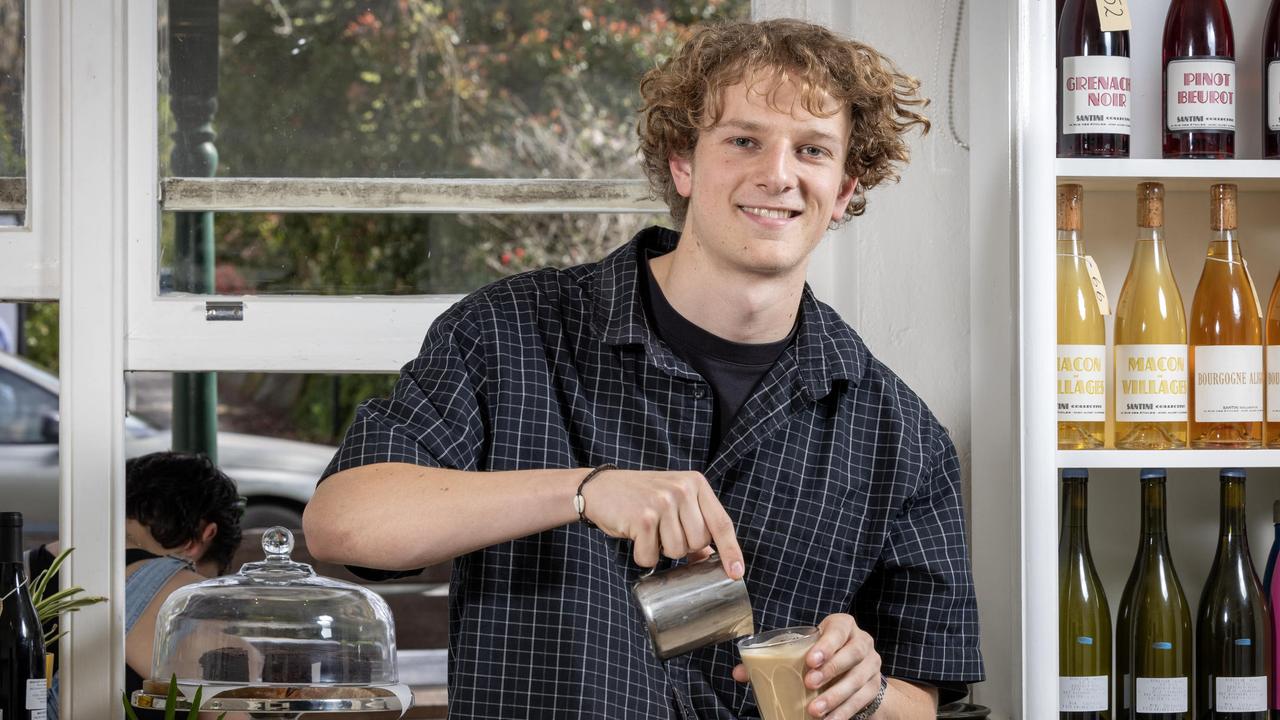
[669,153,694,198]
[183,520,218,559]
[831,175,859,223]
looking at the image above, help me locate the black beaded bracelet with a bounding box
[851,674,887,720]
[573,463,617,528]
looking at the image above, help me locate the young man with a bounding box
[305,18,983,719]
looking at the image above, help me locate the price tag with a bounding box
[1096,0,1132,32]
[1084,255,1110,315]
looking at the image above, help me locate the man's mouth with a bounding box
[739,205,800,219]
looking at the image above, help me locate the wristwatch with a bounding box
[851,674,888,720]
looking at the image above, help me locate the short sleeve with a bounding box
[321,302,490,482]
[853,418,985,703]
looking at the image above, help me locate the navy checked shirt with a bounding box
[323,226,984,718]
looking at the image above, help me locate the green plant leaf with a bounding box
[122,689,141,720]
[166,673,179,720]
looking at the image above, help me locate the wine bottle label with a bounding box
[1116,345,1188,421]
[1269,61,1280,131]
[1193,345,1263,422]
[1058,344,1106,421]
[1060,675,1109,712]
[24,678,44,711]
[1062,56,1132,135]
[1216,675,1267,712]
[1166,58,1236,131]
[1136,676,1188,712]
[1267,346,1280,422]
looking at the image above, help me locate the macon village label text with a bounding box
[1116,345,1188,422]
[1058,344,1106,421]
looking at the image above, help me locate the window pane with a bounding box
[158,0,749,179]
[160,211,668,295]
[0,0,24,226]
[3,302,57,536]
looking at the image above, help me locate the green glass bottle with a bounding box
[1115,469,1191,719]
[1061,468,1112,719]
[1195,468,1273,718]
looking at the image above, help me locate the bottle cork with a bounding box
[1210,183,1238,231]
[1136,182,1164,229]
[1058,184,1083,231]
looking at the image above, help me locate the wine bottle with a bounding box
[1196,469,1272,719]
[1264,0,1280,157]
[0,512,46,720]
[1162,0,1236,158]
[1264,262,1280,445]
[1189,184,1263,448]
[1057,0,1132,157]
[1269,502,1280,715]
[1061,469,1112,719]
[1263,501,1280,603]
[1114,183,1188,449]
[1115,469,1191,720]
[1058,185,1107,449]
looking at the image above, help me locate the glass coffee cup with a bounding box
[737,626,821,720]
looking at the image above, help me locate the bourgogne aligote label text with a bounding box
[1058,344,1106,421]
[1194,345,1263,422]
[1116,345,1188,421]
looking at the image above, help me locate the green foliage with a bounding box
[20,302,58,373]
[30,546,107,651]
[123,675,225,720]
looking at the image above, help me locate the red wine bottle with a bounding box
[0,513,46,720]
[1163,0,1236,158]
[1265,0,1280,157]
[1058,0,1132,157]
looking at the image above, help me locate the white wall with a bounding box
[810,2,1017,715]
[759,2,1017,714]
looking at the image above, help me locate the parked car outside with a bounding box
[0,352,334,533]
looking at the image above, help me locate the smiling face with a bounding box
[668,74,858,282]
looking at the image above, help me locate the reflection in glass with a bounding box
[160,211,668,295]
[0,0,24,226]
[158,0,749,179]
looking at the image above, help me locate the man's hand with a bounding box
[733,614,880,718]
[580,469,745,580]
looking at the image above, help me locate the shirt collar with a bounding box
[591,226,868,398]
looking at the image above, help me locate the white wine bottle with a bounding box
[1263,253,1280,445]
[1115,469,1191,719]
[1195,469,1272,718]
[1114,183,1188,449]
[1061,468,1111,719]
[1058,184,1107,449]
[1189,184,1263,447]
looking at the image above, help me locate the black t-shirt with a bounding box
[639,250,794,458]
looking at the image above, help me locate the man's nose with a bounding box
[755,145,797,194]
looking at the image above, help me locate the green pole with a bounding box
[169,0,219,462]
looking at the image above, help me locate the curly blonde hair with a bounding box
[638,19,930,225]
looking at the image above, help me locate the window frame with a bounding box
[0,0,59,299]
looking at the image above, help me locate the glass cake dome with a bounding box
[133,526,411,716]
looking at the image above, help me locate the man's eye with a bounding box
[730,137,755,148]
[800,146,829,158]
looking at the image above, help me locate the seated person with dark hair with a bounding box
[30,451,243,720]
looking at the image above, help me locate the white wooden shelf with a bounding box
[1056,159,1280,191]
[1058,448,1280,468]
